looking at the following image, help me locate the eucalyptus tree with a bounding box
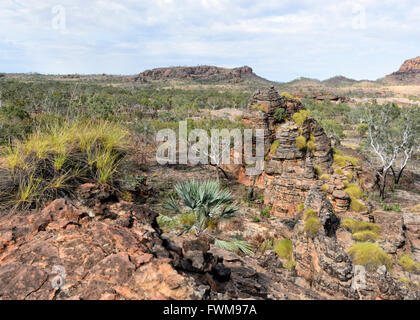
[362,102,420,199]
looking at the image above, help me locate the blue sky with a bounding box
[0,0,419,82]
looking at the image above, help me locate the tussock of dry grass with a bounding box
[0,120,132,210]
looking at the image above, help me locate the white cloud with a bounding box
[0,0,419,80]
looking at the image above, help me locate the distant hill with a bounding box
[322,76,358,87]
[284,77,322,87]
[133,65,272,84]
[382,56,420,85]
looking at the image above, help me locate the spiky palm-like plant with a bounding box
[163,179,239,234]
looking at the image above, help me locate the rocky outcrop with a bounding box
[0,185,231,300]
[134,65,267,83]
[383,57,420,85]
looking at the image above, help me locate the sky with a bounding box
[0,0,419,82]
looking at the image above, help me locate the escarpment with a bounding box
[383,56,420,85]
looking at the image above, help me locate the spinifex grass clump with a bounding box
[292,110,311,127]
[344,183,367,212]
[274,238,296,271]
[347,242,393,271]
[303,208,320,236]
[295,135,307,150]
[341,218,380,241]
[0,120,131,210]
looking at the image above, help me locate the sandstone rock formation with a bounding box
[0,185,231,300]
[383,56,420,85]
[134,65,269,83]
[239,87,357,217]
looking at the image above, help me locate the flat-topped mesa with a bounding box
[134,65,254,83]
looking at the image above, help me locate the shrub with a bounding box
[398,255,420,273]
[356,123,368,136]
[382,203,401,212]
[347,242,393,271]
[297,203,305,211]
[0,120,131,210]
[345,171,353,181]
[321,185,328,192]
[274,108,286,121]
[304,217,320,235]
[260,206,271,218]
[296,135,307,150]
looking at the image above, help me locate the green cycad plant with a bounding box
[164,179,239,235]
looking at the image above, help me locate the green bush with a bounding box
[274,108,286,121]
[260,206,271,218]
[382,203,401,212]
[347,242,393,271]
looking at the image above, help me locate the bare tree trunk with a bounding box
[248,175,257,200]
[380,168,389,200]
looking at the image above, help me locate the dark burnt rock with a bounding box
[181,237,225,274]
[212,263,231,282]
